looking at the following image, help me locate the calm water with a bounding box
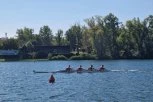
[0,60,153,102]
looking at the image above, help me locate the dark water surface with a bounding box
[0,60,153,102]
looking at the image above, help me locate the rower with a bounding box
[99,65,105,72]
[49,74,55,83]
[77,65,83,72]
[88,65,94,71]
[66,65,72,72]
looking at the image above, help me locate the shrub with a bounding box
[69,56,83,60]
[69,54,97,60]
[49,55,68,60]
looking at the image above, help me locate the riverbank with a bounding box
[0,54,98,62]
[1,58,153,62]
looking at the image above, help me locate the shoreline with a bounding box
[1,58,153,62]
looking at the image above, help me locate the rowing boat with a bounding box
[33,69,108,74]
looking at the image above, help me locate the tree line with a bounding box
[0,13,153,59]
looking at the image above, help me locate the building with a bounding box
[33,45,70,54]
[20,45,71,58]
[0,50,19,59]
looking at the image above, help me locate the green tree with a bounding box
[117,25,135,58]
[65,24,82,53]
[85,16,109,58]
[0,40,3,49]
[82,26,92,53]
[55,29,63,46]
[144,15,153,58]
[85,14,120,59]
[2,38,18,50]
[95,16,108,58]
[39,25,53,45]
[126,18,147,58]
[32,34,43,45]
[16,27,34,47]
[103,13,120,58]
[85,17,97,49]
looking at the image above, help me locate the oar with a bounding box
[33,70,67,74]
[33,70,54,73]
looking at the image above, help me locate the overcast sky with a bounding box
[0,0,153,37]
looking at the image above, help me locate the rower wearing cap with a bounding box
[65,65,72,72]
[99,65,105,72]
[77,65,83,73]
[88,65,94,71]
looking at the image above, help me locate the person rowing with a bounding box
[65,65,73,73]
[99,65,105,72]
[77,65,84,73]
[88,65,95,72]
[49,74,55,83]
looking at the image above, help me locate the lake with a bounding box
[0,60,153,102]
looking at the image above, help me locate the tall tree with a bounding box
[85,14,120,59]
[0,40,3,49]
[39,25,53,45]
[104,13,120,58]
[65,24,82,53]
[82,26,92,53]
[117,24,135,58]
[95,16,108,58]
[144,15,153,58]
[55,29,63,46]
[85,17,97,49]
[16,27,34,47]
[126,18,147,58]
[2,38,18,50]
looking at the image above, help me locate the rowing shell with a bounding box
[33,69,108,74]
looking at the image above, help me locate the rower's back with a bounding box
[49,74,55,83]
[66,65,72,72]
[88,65,94,71]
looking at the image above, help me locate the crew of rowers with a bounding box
[65,65,105,73]
[49,65,105,83]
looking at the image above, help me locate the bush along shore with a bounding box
[0,53,98,61]
[48,53,97,60]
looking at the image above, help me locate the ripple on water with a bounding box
[49,92,66,99]
[0,93,7,96]
[0,60,153,102]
